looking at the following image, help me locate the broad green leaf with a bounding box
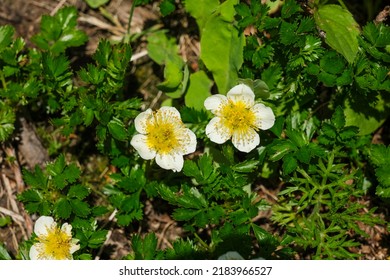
[184,71,212,110]
[85,0,110,9]
[200,0,244,93]
[55,198,72,219]
[70,199,91,217]
[314,4,360,63]
[238,79,270,99]
[184,0,219,33]
[157,60,184,91]
[344,98,387,135]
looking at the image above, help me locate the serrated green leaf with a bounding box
[131,233,158,260]
[185,71,212,110]
[0,25,14,50]
[375,186,390,198]
[375,165,390,187]
[295,146,311,164]
[370,145,390,166]
[232,160,258,173]
[314,4,359,63]
[55,198,72,219]
[0,103,15,142]
[331,107,346,129]
[70,199,91,217]
[88,230,108,247]
[173,208,201,221]
[23,166,47,189]
[68,185,90,199]
[282,154,297,175]
[286,129,306,147]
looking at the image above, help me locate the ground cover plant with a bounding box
[0,0,389,260]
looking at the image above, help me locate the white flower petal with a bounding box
[155,153,184,172]
[134,108,153,134]
[218,251,245,260]
[158,106,181,119]
[34,216,55,237]
[29,244,40,260]
[205,117,231,144]
[70,240,81,254]
[131,134,156,160]
[227,84,255,106]
[61,223,72,237]
[252,103,275,130]
[232,129,260,153]
[181,129,197,155]
[204,94,227,114]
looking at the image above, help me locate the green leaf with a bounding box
[331,106,346,130]
[131,233,158,260]
[0,216,11,227]
[160,0,176,16]
[269,140,297,161]
[185,71,212,110]
[0,244,12,260]
[108,118,128,141]
[55,198,72,219]
[68,185,90,200]
[344,98,387,135]
[282,154,297,175]
[232,160,258,173]
[88,230,108,248]
[200,0,244,93]
[0,25,14,51]
[0,103,15,142]
[70,199,91,217]
[314,4,360,63]
[85,0,110,9]
[375,165,390,187]
[370,145,390,166]
[184,0,220,32]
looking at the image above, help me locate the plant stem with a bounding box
[337,0,348,10]
[124,0,137,43]
[194,232,209,250]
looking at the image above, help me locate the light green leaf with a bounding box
[344,98,388,135]
[184,0,219,33]
[201,16,244,93]
[314,4,360,64]
[85,0,110,9]
[184,71,212,110]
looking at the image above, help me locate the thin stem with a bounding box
[124,0,137,43]
[194,232,209,250]
[337,0,348,10]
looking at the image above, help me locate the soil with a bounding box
[0,0,389,260]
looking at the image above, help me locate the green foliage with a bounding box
[0,0,388,260]
[314,4,360,64]
[369,145,390,198]
[31,7,88,54]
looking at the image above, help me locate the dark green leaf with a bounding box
[282,154,297,175]
[55,198,72,219]
[70,199,91,217]
[108,118,128,141]
[68,185,90,200]
[0,25,14,50]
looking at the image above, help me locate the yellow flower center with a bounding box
[38,226,73,260]
[220,100,257,135]
[145,111,183,154]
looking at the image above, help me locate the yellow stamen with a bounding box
[38,226,72,260]
[145,111,184,154]
[219,100,257,136]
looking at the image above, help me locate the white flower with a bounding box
[204,84,275,153]
[29,216,80,260]
[130,106,197,172]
